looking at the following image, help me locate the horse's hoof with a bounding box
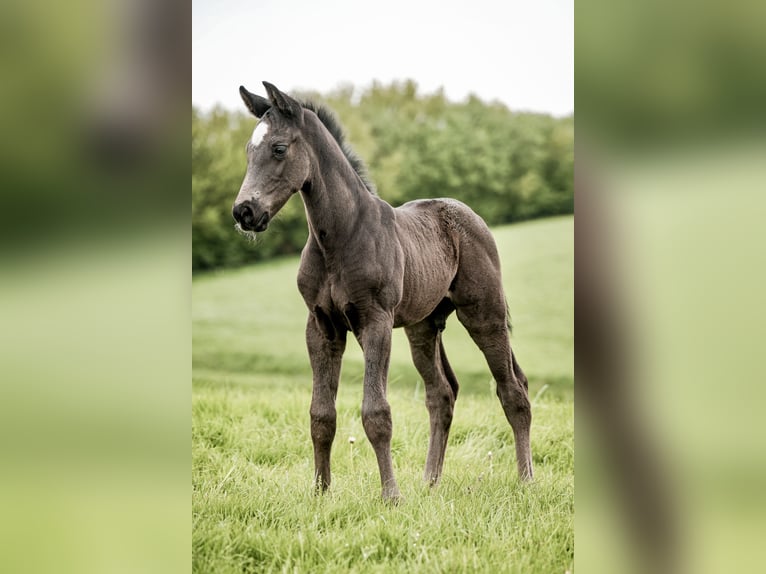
[381,488,402,504]
[424,474,441,487]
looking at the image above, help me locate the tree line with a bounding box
[192,80,573,271]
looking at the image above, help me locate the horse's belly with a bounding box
[393,264,455,327]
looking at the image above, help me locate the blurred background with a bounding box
[577,1,766,573]
[0,0,189,573]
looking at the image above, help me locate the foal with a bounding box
[232,82,533,500]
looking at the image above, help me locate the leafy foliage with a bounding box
[192,80,573,271]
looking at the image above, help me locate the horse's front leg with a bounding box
[306,312,346,493]
[358,314,401,501]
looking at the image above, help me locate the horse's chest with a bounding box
[299,262,398,331]
[324,274,368,318]
[298,240,405,329]
[299,266,347,311]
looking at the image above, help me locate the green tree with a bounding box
[192,81,573,272]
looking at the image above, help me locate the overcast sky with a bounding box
[193,0,573,116]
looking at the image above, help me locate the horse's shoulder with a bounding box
[297,240,327,294]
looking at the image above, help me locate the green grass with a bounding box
[193,215,573,573]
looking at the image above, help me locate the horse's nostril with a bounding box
[240,205,254,225]
[233,203,255,226]
[233,202,268,231]
[255,212,269,230]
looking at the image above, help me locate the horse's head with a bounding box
[232,82,310,233]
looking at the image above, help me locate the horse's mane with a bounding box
[299,100,377,195]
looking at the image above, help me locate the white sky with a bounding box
[193,0,573,116]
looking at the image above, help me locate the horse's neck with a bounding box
[300,134,377,251]
[302,173,374,248]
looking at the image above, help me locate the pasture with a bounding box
[192,215,573,573]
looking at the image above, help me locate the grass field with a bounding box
[192,215,573,573]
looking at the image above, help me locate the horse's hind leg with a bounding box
[405,300,459,485]
[454,297,534,481]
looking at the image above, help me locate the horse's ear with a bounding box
[239,86,271,118]
[262,81,302,120]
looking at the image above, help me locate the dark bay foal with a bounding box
[232,82,533,500]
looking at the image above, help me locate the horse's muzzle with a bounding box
[233,202,270,232]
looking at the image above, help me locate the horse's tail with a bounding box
[439,337,460,400]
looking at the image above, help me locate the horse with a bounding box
[232,82,533,501]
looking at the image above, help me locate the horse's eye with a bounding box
[273,144,288,158]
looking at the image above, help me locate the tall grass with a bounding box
[193,216,573,573]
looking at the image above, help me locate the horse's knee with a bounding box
[310,409,336,447]
[361,402,393,444]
